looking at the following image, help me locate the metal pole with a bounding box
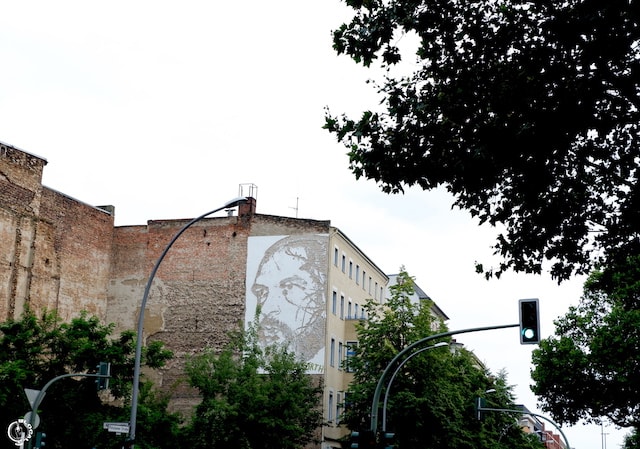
[26,372,110,449]
[382,342,448,431]
[369,323,519,433]
[128,197,247,448]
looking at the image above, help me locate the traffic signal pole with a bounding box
[369,323,519,433]
[25,369,111,449]
[370,298,541,433]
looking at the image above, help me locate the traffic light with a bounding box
[380,432,395,449]
[350,431,361,449]
[35,431,46,449]
[96,362,111,390]
[350,430,376,449]
[519,298,540,344]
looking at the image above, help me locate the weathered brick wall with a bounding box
[38,188,114,321]
[1,143,47,319]
[250,214,330,237]
[3,143,331,445]
[106,225,149,333]
[1,142,114,322]
[106,213,331,415]
[108,215,252,413]
[0,143,46,214]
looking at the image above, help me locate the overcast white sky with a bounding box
[0,2,628,448]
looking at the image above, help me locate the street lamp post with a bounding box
[128,197,247,448]
[382,342,448,432]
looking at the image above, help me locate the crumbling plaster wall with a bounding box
[107,215,252,412]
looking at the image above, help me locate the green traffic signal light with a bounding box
[519,298,540,344]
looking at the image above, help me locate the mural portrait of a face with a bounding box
[247,234,327,370]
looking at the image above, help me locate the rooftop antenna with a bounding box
[290,196,299,218]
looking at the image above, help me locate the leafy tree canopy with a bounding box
[0,309,176,449]
[624,427,640,449]
[325,1,640,282]
[184,318,323,449]
[531,261,640,428]
[344,270,543,449]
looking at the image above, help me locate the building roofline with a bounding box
[332,226,388,282]
[43,185,114,217]
[387,273,450,320]
[0,140,48,163]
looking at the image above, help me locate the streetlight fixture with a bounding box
[128,196,248,448]
[382,341,448,432]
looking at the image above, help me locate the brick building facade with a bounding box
[1,141,389,448]
[1,141,113,322]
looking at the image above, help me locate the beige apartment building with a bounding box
[322,231,388,447]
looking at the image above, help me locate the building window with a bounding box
[338,341,344,370]
[334,247,339,266]
[362,270,366,289]
[354,303,359,319]
[374,281,379,300]
[332,291,337,315]
[348,300,352,319]
[346,341,358,372]
[330,338,336,367]
[355,265,360,285]
[368,276,372,295]
[380,286,384,303]
[328,391,334,423]
[341,254,346,273]
[340,295,345,319]
[349,261,353,279]
[337,392,343,424]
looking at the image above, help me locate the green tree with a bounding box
[132,382,185,449]
[623,428,640,449]
[0,309,176,449]
[324,1,640,282]
[531,263,640,429]
[344,270,542,449]
[184,320,323,449]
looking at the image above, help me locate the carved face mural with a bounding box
[246,234,328,373]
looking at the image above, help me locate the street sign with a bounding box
[23,412,40,429]
[103,422,130,434]
[23,389,42,410]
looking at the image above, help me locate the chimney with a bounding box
[239,197,256,216]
